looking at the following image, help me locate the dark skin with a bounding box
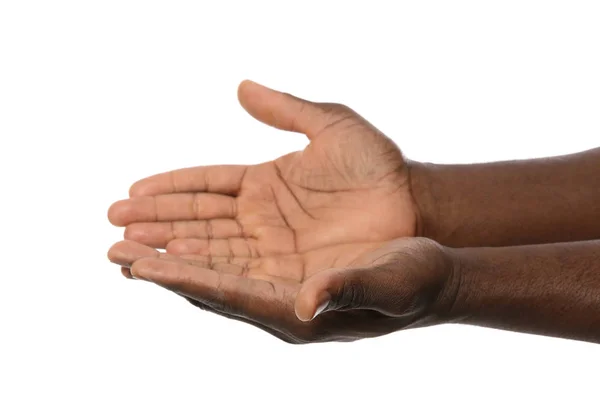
[108,80,600,344]
[411,147,600,247]
[107,237,450,343]
[447,240,600,343]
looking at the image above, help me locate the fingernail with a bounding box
[312,299,330,320]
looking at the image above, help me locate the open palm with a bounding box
[108,80,418,283]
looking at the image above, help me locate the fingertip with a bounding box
[238,79,268,93]
[237,79,283,105]
[166,239,202,255]
[128,180,147,198]
[121,266,133,279]
[165,239,185,254]
[238,79,261,108]
[129,175,163,197]
[295,291,332,322]
[237,79,253,99]
[295,272,335,322]
[107,200,129,226]
[237,79,255,92]
[296,267,351,321]
[106,246,114,263]
[107,201,120,226]
[123,224,146,242]
[129,257,154,280]
[236,79,326,137]
[107,241,126,264]
[294,296,313,322]
[107,240,159,267]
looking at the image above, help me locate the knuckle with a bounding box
[334,279,367,310]
[332,102,352,114]
[327,101,350,112]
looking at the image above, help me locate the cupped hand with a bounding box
[108,81,418,267]
[107,237,454,343]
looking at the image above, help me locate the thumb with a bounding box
[295,267,379,322]
[237,80,347,139]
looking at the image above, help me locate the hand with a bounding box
[107,237,454,343]
[108,81,418,267]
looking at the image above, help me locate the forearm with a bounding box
[410,147,600,247]
[439,240,600,343]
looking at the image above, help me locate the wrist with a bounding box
[429,244,468,324]
[407,161,441,241]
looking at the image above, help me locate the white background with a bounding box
[1,1,599,417]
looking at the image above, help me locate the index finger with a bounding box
[130,257,296,324]
[129,165,249,197]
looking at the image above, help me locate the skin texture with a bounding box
[107,237,451,343]
[107,237,600,344]
[412,147,600,247]
[107,80,600,343]
[446,240,600,344]
[109,80,418,262]
[107,80,422,343]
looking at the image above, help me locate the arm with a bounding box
[108,237,600,344]
[440,240,600,343]
[411,147,600,247]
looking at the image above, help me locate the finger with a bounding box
[108,193,237,226]
[108,240,159,266]
[166,238,258,258]
[295,267,376,322]
[130,257,291,321]
[108,240,195,269]
[108,239,246,268]
[129,165,248,197]
[237,80,350,140]
[124,219,244,248]
[108,240,251,275]
[121,266,133,278]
